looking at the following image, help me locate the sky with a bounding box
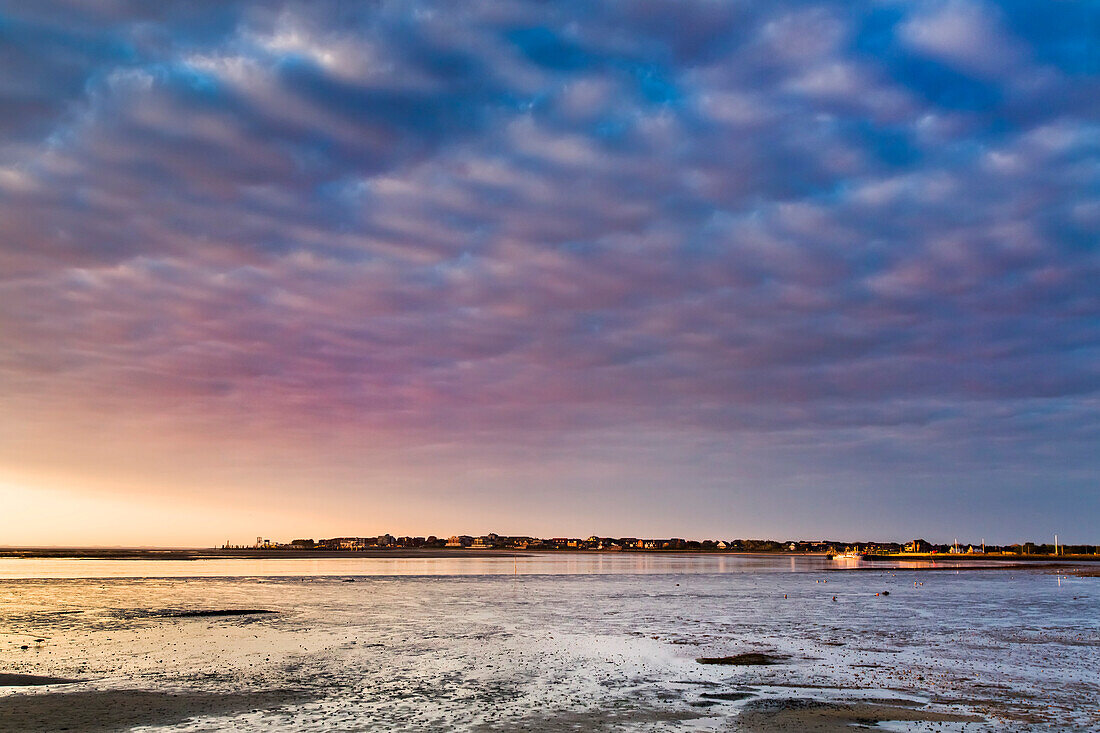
[1,0,1098,546]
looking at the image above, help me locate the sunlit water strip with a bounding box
[0,552,1026,579]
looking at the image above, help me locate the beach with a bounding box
[1,554,1097,731]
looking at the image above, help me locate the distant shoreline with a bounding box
[1,547,1098,562]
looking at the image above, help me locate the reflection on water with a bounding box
[0,553,1017,580]
[0,555,1096,731]
[0,553,845,579]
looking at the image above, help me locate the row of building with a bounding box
[248,535,948,554]
[231,536,1096,555]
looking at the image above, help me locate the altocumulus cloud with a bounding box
[1,0,1098,534]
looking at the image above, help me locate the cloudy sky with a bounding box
[1,0,1097,545]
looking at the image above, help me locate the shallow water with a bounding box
[1,554,1097,731]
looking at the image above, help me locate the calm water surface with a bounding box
[0,554,1096,731]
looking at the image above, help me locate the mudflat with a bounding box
[0,673,81,687]
[0,688,310,732]
[1,553,1093,730]
[734,697,983,731]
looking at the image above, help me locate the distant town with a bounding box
[224,534,1097,556]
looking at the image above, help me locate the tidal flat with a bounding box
[0,554,1096,731]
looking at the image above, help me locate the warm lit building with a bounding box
[320,537,372,550]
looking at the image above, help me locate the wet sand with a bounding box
[696,653,787,665]
[0,688,310,732]
[0,686,983,731]
[469,708,708,731]
[734,697,983,731]
[153,609,276,618]
[0,673,81,686]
